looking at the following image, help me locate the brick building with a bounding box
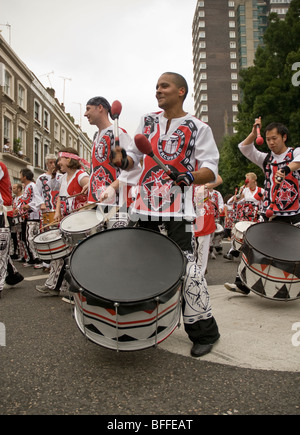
[0,34,92,183]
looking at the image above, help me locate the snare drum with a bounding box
[238,222,300,301]
[42,211,56,228]
[232,221,255,251]
[66,227,185,351]
[33,229,72,260]
[60,209,104,248]
[106,212,129,229]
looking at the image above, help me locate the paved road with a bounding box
[0,241,299,416]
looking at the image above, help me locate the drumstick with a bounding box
[111,100,122,148]
[134,134,177,181]
[40,221,60,231]
[256,123,264,146]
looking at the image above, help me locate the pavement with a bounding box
[160,285,300,372]
[1,243,299,415]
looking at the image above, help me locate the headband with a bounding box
[58,152,90,170]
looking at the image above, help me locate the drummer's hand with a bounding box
[81,184,89,195]
[275,169,285,184]
[252,116,262,134]
[40,204,47,211]
[53,213,61,222]
[110,146,129,169]
[99,186,116,203]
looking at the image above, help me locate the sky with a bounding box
[1,0,198,139]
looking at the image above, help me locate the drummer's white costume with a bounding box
[126,109,220,355]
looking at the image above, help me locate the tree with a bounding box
[218,0,300,196]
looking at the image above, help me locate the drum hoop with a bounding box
[60,209,103,233]
[34,229,62,243]
[68,227,186,305]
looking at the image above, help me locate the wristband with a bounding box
[281,166,291,176]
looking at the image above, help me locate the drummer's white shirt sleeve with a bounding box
[238,141,268,170]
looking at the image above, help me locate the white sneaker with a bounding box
[35,285,59,296]
[224,282,249,295]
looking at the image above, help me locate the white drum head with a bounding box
[34,229,61,243]
[235,221,254,233]
[60,210,103,233]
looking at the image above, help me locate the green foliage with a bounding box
[218,0,300,196]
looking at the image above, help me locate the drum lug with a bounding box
[114,302,120,352]
[154,297,160,348]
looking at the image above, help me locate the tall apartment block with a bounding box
[192,0,291,147]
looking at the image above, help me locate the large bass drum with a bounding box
[238,221,300,301]
[66,227,186,351]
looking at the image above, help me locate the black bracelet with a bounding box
[281,166,291,176]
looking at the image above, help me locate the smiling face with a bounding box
[155,74,186,111]
[266,128,288,155]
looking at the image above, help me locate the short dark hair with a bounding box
[86,96,111,113]
[20,168,34,181]
[265,122,289,143]
[162,72,189,101]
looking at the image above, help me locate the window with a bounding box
[231,73,238,80]
[18,83,27,110]
[34,137,41,167]
[232,105,238,112]
[230,41,236,48]
[229,21,235,28]
[44,110,50,131]
[200,62,207,69]
[200,105,208,112]
[18,126,26,155]
[3,117,11,142]
[231,62,237,69]
[200,115,208,123]
[54,121,60,141]
[4,70,13,99]
[61,128,66,146]
[231,83,238,90]
[200,94,208,101]
[34,101,41,123]
[200,52,206,59]
[232,94,239,101]
[229,31,236,38]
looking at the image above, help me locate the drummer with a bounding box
[82,96,133,219]
[110,72,220,358]
[36,154,62,271]
[223,172,264,261]
[225,118,300,294]
[36,147,89,298]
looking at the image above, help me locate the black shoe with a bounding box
[5,272,24,286]
[191,343,213,358]
[10,254,19,259]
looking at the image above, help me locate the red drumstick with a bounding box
[111,100,122,147]
[256,124,264,146]
[134,134,177,181]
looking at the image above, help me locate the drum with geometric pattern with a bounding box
[238,221,300,301]
[67,227,186,350]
